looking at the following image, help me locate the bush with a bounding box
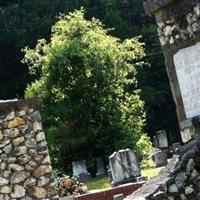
[136,134,153,168]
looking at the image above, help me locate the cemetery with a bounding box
[2,0,200,199]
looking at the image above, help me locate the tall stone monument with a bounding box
[144,0,200,143]
[0,99,58,199]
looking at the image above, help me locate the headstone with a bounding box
[156,130,168,149]
[72,160,91,183]
[143,0,200,143]
[72,160,87,175]
[151,149,168,167]
[113,194,124,200]
[96,158,106,176]
[109,149,141,186]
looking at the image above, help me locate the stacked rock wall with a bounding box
[125,137,200,200]
[0,99,58,199]
[144,0,200,47]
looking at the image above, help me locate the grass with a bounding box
[86,176,111,191]
[141,167,164,178]
[86,167,163,191]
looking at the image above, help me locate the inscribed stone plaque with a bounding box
[174,41,200,119]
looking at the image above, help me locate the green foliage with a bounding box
[136,134,153,157]
[142,167,163,177]
[136,134,154,168]
[86,176,110,190]
[23,10,145,172]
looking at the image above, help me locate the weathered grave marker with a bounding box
[151,149,168,167]
[109,149,141,186]
[72,160,91,183]
[154,130,168,149]
[72,160,88,176]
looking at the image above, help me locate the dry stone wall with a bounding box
[0,99,58,199]
[125,136,200,200]
[156,3,200,47]
[144,0,200,47]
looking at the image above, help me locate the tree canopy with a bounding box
[23,10,146,172]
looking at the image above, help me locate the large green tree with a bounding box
[0,0,180,145]
[23,10,145,172]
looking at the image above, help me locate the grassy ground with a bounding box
[141,167,164,178]
[86,167,163,191]
[86,176,111,190]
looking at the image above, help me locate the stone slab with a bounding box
[109,149,141,186]
[174,41,200,119]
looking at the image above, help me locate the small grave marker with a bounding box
[72,160,91,183]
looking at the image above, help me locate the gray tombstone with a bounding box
[153,130,169,149]
[109,149,141,186]
[156,130,168,149]
[151,149,168,167]
[72,160,91,183]
[72,160,88,175]
[96,158,106,176]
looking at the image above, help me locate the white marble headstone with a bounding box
[174,41,200,119]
